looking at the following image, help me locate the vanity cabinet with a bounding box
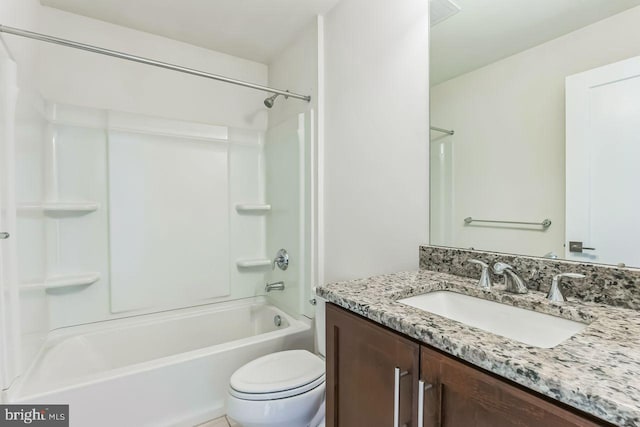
[326,303,419,427]
[326,303,606,427]
[420,346,601,427]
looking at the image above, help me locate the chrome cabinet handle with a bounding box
[393,367,409,427]
[418,380,433,427]
[0,232,9,239]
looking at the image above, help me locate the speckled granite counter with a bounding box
[317,270,640,426]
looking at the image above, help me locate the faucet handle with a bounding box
[468,259,491,289]
[492,262,513,275]
[468,259,488,268]
[547,273,585,303]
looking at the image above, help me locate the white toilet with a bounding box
[226,297,327,427]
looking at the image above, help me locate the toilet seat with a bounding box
[229,350,325,401]
[229,374,325,400]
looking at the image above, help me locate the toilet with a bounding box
[226,297,327,427]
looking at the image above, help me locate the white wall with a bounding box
[431,5,640,257]
[322,0,430,283]
[37,6,269,130]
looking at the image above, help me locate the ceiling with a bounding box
[431,0,640,85]
[40,0,341,64]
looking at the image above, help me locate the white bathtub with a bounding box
[6,297,313,427]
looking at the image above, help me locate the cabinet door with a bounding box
[326,304,420,427]
[419,346,603,427]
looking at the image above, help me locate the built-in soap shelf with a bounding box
[18,202,100,214]
[235,204,271,214]
[20,272,101,292]
[236,259,272,269]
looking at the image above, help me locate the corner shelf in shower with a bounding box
[235,204,271,214]
[236,259,272,269]
[20,272,101,292]
[18,202,100,214]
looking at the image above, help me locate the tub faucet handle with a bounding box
[468,259,491,289]
[273,249,289,271]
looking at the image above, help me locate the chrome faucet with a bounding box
[547,273,585,303]
[492,262,528,294]
[265,281,285,292]
[468,259,492,289]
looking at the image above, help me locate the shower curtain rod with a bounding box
[0,24,312,102]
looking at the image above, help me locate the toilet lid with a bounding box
[230,350,324,395]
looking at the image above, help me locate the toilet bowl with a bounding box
[227,350,325,427]
[227,297,327,427]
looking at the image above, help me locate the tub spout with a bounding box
[265,281,285,292]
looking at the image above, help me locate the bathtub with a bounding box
[6,297,313,427]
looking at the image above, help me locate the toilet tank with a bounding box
[314,295,327,357]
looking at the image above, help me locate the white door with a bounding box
[565,56,640,266]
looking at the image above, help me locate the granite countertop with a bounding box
[317,270,640,427]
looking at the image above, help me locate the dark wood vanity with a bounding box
[326,303,610,427]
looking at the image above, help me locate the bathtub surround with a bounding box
[420,245,640,310]
[317,270,640,426]
[14,102,273,329]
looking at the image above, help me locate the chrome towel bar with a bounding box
[430,126,454,135]
[464,217,552,229]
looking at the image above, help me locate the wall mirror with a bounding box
[429,0,640,268]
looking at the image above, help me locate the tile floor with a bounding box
[197,415,238,427]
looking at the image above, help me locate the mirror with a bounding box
[429,0,640,268]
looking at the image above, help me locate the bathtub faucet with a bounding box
[265,281,285,292]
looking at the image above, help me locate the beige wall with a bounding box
[431,6,640,257]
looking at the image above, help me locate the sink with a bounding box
[398,291,588,348]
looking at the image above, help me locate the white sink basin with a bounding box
[398,291,588,348]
